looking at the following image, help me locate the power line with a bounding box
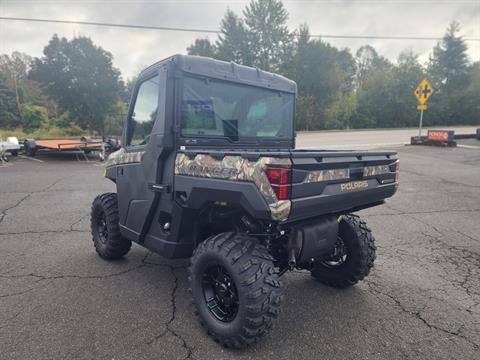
[1,16,479,42]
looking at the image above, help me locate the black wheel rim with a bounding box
[96,211,108,244]
[201,264,239,322]
[320,236,347,267]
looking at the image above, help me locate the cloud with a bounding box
[1,0,478,78]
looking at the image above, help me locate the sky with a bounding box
[1,0,479,79]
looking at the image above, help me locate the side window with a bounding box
[127,75,159,146]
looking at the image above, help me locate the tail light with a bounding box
[266,167,292,200]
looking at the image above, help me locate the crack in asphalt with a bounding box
[0,262,147,281]
[364,204,480,349]
[457,230,480,243]
[365,280,479,350]
[69,213,89,232]
[0,229,89,236]
[0,310,24,330]
[0,249,195,359]
[141,253,194,359]
[0,210,90,236]
[420,231,479,302]
[0,177,66,227]
[0,278,51,299]
[0,193,32,225]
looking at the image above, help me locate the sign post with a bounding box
[418,107,424,137]
[414,79,433,137]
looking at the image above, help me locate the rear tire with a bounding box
[310,214,376,288]
[10,150,18,156]
[189,232,283,349]
[91,193,131,260]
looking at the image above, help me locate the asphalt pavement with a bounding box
[0,133,479,359]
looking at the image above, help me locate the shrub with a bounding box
[19,103,49,131]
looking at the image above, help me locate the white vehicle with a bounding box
[0,137,20,161]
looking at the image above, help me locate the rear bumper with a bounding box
[286,183,397,222]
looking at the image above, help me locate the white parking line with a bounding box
[457,144,480,149]
[298,142,405,149]
[18,155,44,162]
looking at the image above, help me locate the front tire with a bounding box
[310,214,376,288]
[91,193,131,260]
[189,232,283,348]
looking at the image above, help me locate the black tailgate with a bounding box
[287,149,398,221]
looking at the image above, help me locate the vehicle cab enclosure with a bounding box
[104,54,398,263]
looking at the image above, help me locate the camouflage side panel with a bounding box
[303,168,350,183]
[175,153,292,221]
[106,148,145,167]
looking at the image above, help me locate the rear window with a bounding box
[181,76,294,141]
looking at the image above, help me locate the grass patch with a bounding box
[0,125,93,139]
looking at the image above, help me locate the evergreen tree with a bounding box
[187,38,217,58]
[427,22,471,125]
[243,0,293,72]
[216,10,253,65]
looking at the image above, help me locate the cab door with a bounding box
[116,67,171,242]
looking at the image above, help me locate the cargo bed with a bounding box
[179,148,399,223]
[287,149,398,221]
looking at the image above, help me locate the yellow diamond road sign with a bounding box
[415,79,433,105]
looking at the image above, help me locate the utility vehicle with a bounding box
[91,55,399,348]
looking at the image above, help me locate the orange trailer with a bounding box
[24,137,105,157]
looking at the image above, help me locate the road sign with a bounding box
[427,130,454,142]
[417,104,427,110]
[415,79,433,104]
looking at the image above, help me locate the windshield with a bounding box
[181,76,294,141]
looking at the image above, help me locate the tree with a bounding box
[19,103,49,131]
[352,51,424,129]
[285,25,356,129]
[354,45,391,88]
[105,100,128,136]
[0,52,49,114]
[324,92,357,129]
[390,51,425,127]
[0,73,21,129]
[187,0,292,72]
[352,70,391,128]
[464,62,480,124]
[243,0,293,72]
[0,52,31,112]
[30,34,122,133]
[427,22,471,125]
[187,38,217,58]
[216,10,252,65]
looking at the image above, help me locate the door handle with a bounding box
[148,182,170,193]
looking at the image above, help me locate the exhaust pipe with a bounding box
[287,230,302,269]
